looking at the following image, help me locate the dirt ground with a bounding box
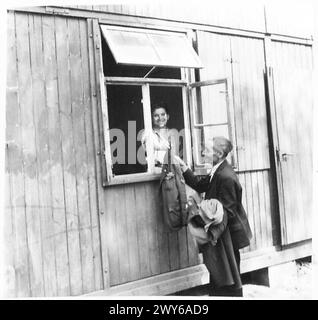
[174,260,313,299]
[243,261,312,299]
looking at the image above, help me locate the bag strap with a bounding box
[168,135,172,172]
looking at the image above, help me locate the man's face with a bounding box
[202,142,222,166]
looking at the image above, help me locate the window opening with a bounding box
[99,25,203,183]
[107,84,147,176]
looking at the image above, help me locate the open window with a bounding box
[189,78,236,174]
[100,25,202,69]
[99,25,202,184]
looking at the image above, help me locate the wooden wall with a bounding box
[265,2,314,39]
[5,12,103,297]
[73,2,266,33]
[63,2,314,39]
[101,181,199,287]
[4,9,201,295]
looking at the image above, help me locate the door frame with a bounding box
[263,36,285,246]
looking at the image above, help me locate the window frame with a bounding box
[100,75,237,185]
[100,74,192,186]
[188,78,237,175]
[99,24,214,186]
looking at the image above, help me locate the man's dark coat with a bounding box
[183,160,252,288]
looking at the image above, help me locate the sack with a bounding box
[159,144,188,231]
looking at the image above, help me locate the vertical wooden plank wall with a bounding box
[230,36,270,171]
[264,3,314,39]
[5,12,103,297]
[55,15,82,296]
[85,3,266,33]
[197,31,274,253]
[17,13,44,297]
[29,14,57,296]
[43,13,71,297]
[102,181,199,287]
[63,3,313,40]
[6,12,31,297]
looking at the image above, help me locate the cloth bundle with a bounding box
[187,190,224,246]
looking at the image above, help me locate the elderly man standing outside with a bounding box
[175,136,252,297]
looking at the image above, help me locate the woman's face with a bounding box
[152,107,169,129]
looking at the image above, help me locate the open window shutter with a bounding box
[100,25,203,68]
[189,78,236,173]
[89,17,112,188]
[99,73,113,183]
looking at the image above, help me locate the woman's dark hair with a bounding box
[151,101,169,115]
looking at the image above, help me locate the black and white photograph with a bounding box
[0,0,317,301]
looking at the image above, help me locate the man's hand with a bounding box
[174,155,189,172]
[174,155,186,166]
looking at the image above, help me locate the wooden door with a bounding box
[195,31,276,254]
[270,41,313,244]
